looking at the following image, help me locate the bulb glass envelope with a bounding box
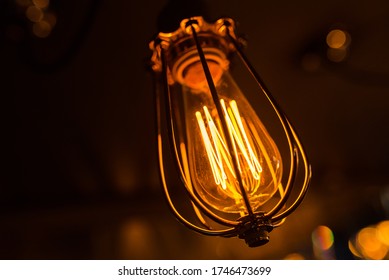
[150,16,311,247]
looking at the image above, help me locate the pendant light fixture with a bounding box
[150,16,311,247]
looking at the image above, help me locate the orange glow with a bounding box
[348,239,363,259]
[26,6,44,23]
[377,220,389,246]
[327,48,347,63]
[120,219,155,258]
[356,227,388,260]
[326,29,351,62]
[184,61,223,90]
[32,21,52,38]
[172,48,228,90]
[358,228,380,251]
[284,253,305,260]
[326,29,348,49]
[184,70,283,213]
[196,100,263,194]
[33,0,50,9]
[312,225,334,250]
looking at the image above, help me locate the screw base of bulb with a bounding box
[242,227,270,247]
[237,216,273,247]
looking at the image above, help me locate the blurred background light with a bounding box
[120,219,156,259]
[349,221,389,260]
[357,227,388,259]
[33,0,50,9]
[326,28,351,62]
[326,29,349,49]
[32,20,51,38]
[284,253,305,260]
[26,5,43,23]
[376,220,389,246]
[312,225,335,259]
[327,48,347,63]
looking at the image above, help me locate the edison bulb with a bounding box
[171,48,283,214]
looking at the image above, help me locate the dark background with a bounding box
[1,0,389,259]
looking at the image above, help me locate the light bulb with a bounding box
[150,16,311,247]
[174,53,282,214]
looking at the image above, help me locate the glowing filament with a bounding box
[196,99,263,194]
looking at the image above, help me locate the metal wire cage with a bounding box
[150,16,311,247]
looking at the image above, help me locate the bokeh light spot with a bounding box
[312,225,334,250]
[32,20,52,38]
[326,29,348,49]
[33,0,50,9]
[377,220,389,246]
[26,6,44,23]
[357,227,388,260]
[284,253,305,260]
[327,48,348,63]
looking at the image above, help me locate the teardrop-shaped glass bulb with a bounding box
[173,53,283,214]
